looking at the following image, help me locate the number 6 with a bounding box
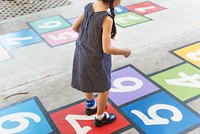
[0,112,41,133]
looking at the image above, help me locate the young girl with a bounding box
[71,0,131,127]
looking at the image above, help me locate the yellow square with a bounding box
[174,42,200,67]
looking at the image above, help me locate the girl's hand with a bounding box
[124,48,131,58]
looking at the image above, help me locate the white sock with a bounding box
[96,112,109,120]
[96,114,104,120]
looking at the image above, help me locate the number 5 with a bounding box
[131,104,183,125]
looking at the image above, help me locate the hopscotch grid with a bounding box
[112,64,200,133]
[7,2,200,134]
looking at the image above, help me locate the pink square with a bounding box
[126,1,166,15]
[41,27,78,47]
[50,101,130,134]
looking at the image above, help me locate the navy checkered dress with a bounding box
[71,3,111,92]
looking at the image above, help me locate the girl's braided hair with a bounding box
[102,0,116,39]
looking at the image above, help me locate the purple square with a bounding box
[109,66,160,106]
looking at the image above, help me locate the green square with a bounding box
[28,16,71,34]
[150,63,200,101]
[115,12,151,28]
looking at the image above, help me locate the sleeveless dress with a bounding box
[71,3,112,92]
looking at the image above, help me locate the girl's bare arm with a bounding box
[72,13,84,33]
[102,16,131,58]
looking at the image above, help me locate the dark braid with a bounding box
[109,0,117,39]
[102,0,117,38]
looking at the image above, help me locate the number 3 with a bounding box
[131,104,183,125]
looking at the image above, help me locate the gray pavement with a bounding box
[0,0,200,133]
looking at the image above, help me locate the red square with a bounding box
[50,101,130,134]
[126,1,166,15]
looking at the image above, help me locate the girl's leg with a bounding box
[85,93,94,101]
[96,91,109,115]
[94,90,116,127]
[84,93,97,116]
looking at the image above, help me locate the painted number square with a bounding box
[109,65,160,106]
[0,29,42,49]
[0,97,58,134]
[0,45,10,61]
[150,63,200,101]
[41,27,78,47]
[173,42,200,68]
[28,16,71,34]
[50,101,130,134]
[115,12,151,28]
[122,91,200,134]
[126,1,166,15]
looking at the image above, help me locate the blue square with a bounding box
[114,5,130,15]
[0,97,58,134]
[0,29,42,49]
[122,91,200,134]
